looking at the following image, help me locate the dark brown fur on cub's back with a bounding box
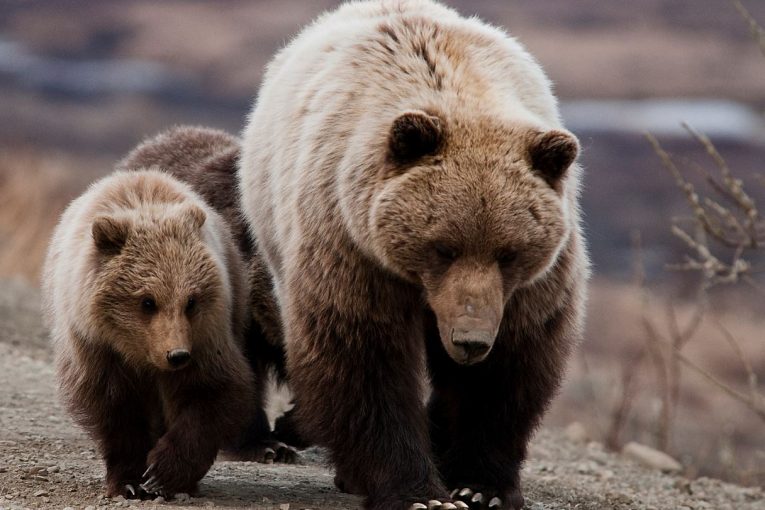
[118,127,295,457]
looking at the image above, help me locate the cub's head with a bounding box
[372,110,579,365]
[90,202,228,371]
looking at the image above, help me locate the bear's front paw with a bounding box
[140,437,212,498]
[450,486,524,510]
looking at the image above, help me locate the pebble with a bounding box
[175,492,191,502]
[85,506,96,510]
[622,442,683,473]
[279,504,290,510]
[33,489,48,497]
[564,421,589,443]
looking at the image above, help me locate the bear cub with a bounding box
[43,169,256,498]
[117,125,304,455]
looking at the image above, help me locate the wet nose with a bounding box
[166,349,191,368]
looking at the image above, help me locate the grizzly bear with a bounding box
[117,125,304,455]
[43,170,258,498]
[238,1,590,509]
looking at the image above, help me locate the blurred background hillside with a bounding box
[1,0,764,489]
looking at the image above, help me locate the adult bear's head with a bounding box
[371,109,578,365]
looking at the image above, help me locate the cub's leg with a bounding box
[61,343,157,499]
[143,354,254,497]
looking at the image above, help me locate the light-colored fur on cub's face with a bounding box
[44,170,237,372]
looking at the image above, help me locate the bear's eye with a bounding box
[186,296,197,314]
[433,242,459,262]
[140,297,157,314]
[497,249,518,267]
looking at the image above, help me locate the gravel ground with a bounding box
[0,279,763,510]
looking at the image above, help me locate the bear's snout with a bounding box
[451,328,493,363]
[166,348,191,369]
[449,318,497,365]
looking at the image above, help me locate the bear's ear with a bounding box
[388,110,444,164]
[528,129,579,188]
[183,204,207,230]
[92,216,129,255]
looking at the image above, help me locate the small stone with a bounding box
[5,494,14,499]
[63,507,75,510]
[622,442,682,473]
[280,504,290,510]
[153,496,166,503]
[599,469,615,480]
[86,506,96,510]
[175,492,190,502]
[34,489,49,497]
[564,421,589,443]
[48,465,60,473]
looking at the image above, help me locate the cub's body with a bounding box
[43,170,254,498]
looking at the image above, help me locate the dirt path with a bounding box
[0,279,763,510]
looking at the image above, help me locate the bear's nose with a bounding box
[451,328,494,364]
[166,349,191,369]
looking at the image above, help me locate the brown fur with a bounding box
[117,126,300,457]
[43,170,256,498]
[239,2,590,508]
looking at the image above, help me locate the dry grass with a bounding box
[0,149,108,283]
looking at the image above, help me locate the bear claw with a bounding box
[408,500,458,510]
[488,497,502,508]
[125,484,136,497]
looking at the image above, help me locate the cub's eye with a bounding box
[186,296,197,314]
[140,297,157,313]
[433,242,459,262]
[497,249,518,266]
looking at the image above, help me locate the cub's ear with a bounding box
[388,110,444,164]
[92,216,129,255]
[528,129,579,188]
[183,204,207,230]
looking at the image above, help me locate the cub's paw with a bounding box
[230,440,299,464]
[450,487,524,510]
[106,480,152,500]
[140,438,210,498]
